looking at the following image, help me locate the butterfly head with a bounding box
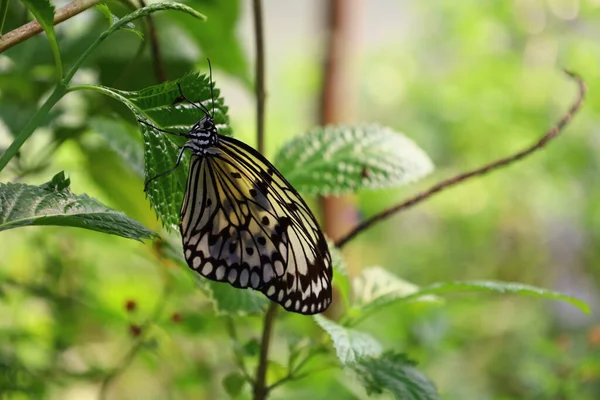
[188,115,219,151]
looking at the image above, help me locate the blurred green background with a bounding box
[1,0,599,399]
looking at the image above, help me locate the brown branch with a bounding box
[252,0,266,154]
[253,302,278,400]
[0,0,101,54]
[138,0,166,82]
[335,70,587,248]
[251,1,274,400]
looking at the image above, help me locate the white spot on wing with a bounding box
[251,272,260,288]
[228,269,237,283]
[201,262,213,276]
[193,257,201,269]
[216,266,225,280]
[240,269,249,287]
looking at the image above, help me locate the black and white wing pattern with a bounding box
[180,136,332,315]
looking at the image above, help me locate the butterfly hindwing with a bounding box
[179,136,332,314]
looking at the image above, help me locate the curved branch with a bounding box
[0,0,100,54]
[335,70,587,248]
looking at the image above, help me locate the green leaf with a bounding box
[95,3,144,39]
[164,0,251,85]
[222,372,246,398]
[79,72,232,229]
[352,351,439,400]
[197,278,269,316]
[89,117,144,177]
[313,315,382,365]
[0,171,156,241]
[328,238,351,309]
[275,125,434,195]
[21,0,62,77]
[346,267,441,326]
[404,280,590,314]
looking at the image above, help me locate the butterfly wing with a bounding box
[180,136,332,315]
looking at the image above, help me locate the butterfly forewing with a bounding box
[180,136,332,314]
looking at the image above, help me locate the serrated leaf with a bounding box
[89,117,144,177]
[21,0,62,76]
[95,3,144,39]
[81,72,232,229]
[197,278,269,316]
[314,315,381,365]
[275,125,434,195]
[222,372,246,398]
[345,267,441,326]
[404,280,590,314]
[352,351,439,400]
[0,171,156,241]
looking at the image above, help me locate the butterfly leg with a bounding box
[144,144,192,191]
[138,119,189,138]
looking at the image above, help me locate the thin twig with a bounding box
[335,71,587,248]
[97,339,145,400]
[0,0,101,54]
[252,0,266,154]
[253,303,278,400]
[138,0,166,82]
[250,1,274,399]
[98,276,171,400]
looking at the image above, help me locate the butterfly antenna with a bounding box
[177,82,211,117]
[207,58,215,118]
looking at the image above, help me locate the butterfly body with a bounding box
[144,80,333,315]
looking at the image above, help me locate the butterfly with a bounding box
[140,63,332,315]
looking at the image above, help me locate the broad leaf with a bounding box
[352,351,439,400]
[21,0,62,76]
[0,172,155,241]
[82,73,232,229]
[197,278,269,316]
[275,125,434,195]
[403,280,590,314]
[314,315,382,365]
[346,267,441,326]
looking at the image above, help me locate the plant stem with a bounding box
[335,71,587,248]
[0,0,101,54]
[0,3,204,172]
[0,0,9,38]
[253,302,278,400]
[252,0,266,154]
[0,84,66,172]
[250,1,274,399]
[138,0,166,82]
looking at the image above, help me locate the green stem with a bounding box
[0,0,9,38]
[0,84,66,172]
[0,2,205,173]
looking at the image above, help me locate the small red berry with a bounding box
[125,300,137,312]
[129,324,142,337]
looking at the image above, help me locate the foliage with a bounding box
[0,1,596,400]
